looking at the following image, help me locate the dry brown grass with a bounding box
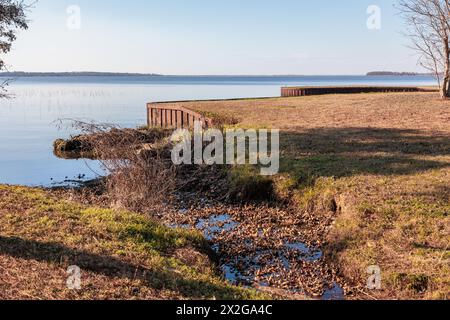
[159,92,450,299]
[156,92,448,131]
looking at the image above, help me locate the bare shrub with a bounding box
[56,120,265,212]
[63,120,176,213]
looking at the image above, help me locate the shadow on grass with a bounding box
[410,185,450,206]
[0,236,248,300]
[279,127,450,183]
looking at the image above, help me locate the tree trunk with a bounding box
[442,77,450,98]
[441,75,450,99]
[441,38,450,99]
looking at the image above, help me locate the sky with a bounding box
[4,0,424,75]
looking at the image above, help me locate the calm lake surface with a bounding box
[0,75,437,186]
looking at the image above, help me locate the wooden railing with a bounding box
[147,103,213,129]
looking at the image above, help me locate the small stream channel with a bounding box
[172,212,344,300]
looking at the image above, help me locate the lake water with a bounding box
[0,75,437,186]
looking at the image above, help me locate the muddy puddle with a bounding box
[170,211,344,300]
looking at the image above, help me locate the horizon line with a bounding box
[0,71,433,77]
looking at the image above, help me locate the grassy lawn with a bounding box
[0,185,265,300]
[161,92,450,299]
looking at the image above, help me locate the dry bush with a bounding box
[57,119,272,213]
[64,120,176,213]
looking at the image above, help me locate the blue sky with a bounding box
[5,0,423,75]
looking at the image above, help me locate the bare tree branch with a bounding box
[398,0,450,98]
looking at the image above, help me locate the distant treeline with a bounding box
[367,71,434,76]
[0,72,162,77]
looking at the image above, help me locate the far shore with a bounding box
[0,72,438,78]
